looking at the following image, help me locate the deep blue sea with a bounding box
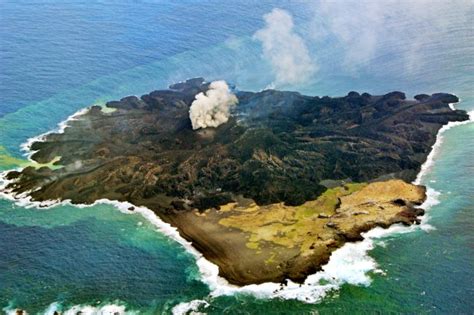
[0,1,473,314]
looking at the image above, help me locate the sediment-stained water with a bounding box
[0,1,473,314]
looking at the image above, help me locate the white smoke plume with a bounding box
[307,0,473,73]
[253,8,317,86]
[189,80,238,130]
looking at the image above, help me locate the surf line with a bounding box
[1,102,473,315]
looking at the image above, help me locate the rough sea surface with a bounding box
[0,1,473,314]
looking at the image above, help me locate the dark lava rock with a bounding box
[414,94,430,101]
[3,78,469,212]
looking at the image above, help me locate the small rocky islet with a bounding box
[3,78,469,285]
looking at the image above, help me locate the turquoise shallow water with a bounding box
[0,1,473,314]
[0,201,209,314]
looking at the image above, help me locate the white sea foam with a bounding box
[414,104,474,185]
[172,299,209,315]
[130,103,474,310]
[43,302,61,315]
[1,101,473,314]
[0,190,443,310]
[41,301,131,315]
[416,187,441,232]
[2,305,28,315]
[20,107,90,161]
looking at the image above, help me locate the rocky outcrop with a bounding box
[2,78,469,285]
[4,79,468,210]
[190,180,426,285]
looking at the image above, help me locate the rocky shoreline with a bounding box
[161,179,426,285]
[2,78,469,285]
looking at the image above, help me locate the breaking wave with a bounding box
[415,106,474,185]
[1,102,473,315]
[3,301,134,315]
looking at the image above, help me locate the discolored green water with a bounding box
[0,1,473,314]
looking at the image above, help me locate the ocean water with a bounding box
[0,1,473,314]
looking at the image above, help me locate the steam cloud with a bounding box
[308,0,473,73]
[189,80,238,130]
[254,8,316,86]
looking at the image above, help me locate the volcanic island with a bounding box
[2,78,469,285]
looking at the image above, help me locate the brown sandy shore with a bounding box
[160,180,426,285]
[2,171,426,286]
[2,79,469,285]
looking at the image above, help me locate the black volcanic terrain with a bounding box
[3,78,469,284]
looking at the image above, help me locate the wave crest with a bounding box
[1,102,472,315]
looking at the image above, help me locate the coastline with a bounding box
[3,302,130,315]
[414,106,474,185]
[1,102,473,314]
[20,107,90,163]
